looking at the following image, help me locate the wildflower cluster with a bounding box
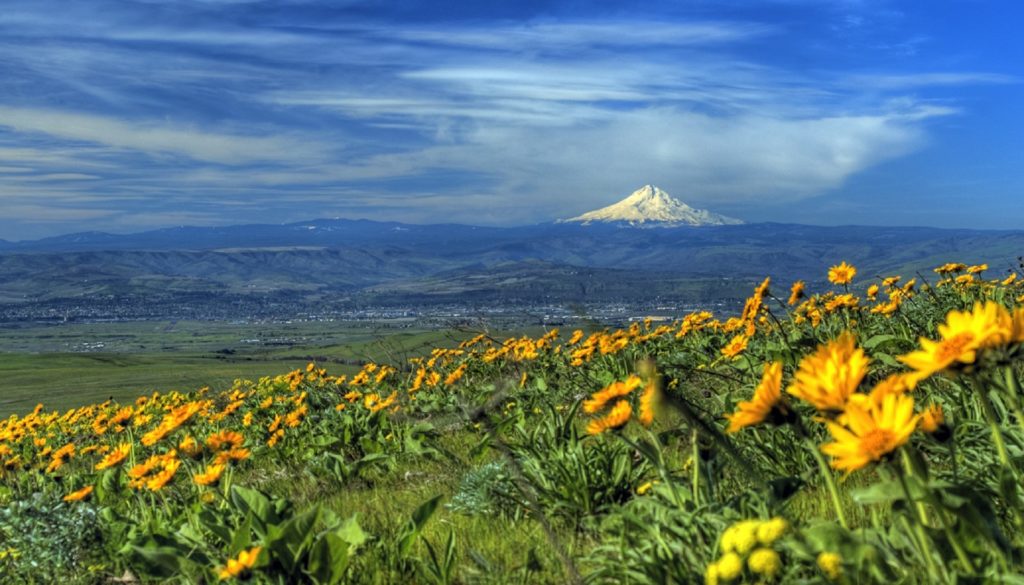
[0,258,1023,583]
[706,517,788,583]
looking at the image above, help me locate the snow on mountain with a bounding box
[560,185,743,227]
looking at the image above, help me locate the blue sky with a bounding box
[0,0,1021,239]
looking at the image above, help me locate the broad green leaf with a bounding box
[411,494,443,531]
[307,532,350,585]
[863,334,897,350]
[127,545,185,577]
[267,506,322,574]
[337,515,368,549]
[229,514,253,555]
[230,486,276,532]
[850,480,909,505]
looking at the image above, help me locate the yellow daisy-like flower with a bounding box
[63,485,94,502]
[716,552,743,581]
[582,376,643,414]
[637,379,658,427]
[756,517,788,545]
[787,280,806,305]
[828,261,856,285]
[218,546,262,580]
[704,562,720,585]
[95,443,131,471]
[1009,307,1024,343]
[726,362,785,433]
[817,552,843,580]
[845,373,914,412]
[899,301,1010,382]
[585,400,632,435]
[824,293,858,313]
[721,334,749,359]
[821,392,919,473]
[934,262,966,275]
[179,435,203,459]
[206,430,244,451]
[145,458,181,491]
[787,332,868,412]
[194,463,226,486]
[747,547,781,576]
[721,520,760,555]
[920,404,945,434]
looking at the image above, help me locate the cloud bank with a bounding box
[0,1,1012,237]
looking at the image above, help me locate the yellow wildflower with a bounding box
[194,463,226,486]
[638,379,658,427]
[95,443,131,471]
[704,562,720,585]
[821,392,919,473]
[787,332,868,412]
[716,552,743,581]
[828,261,856,285]
[756,517,788,545]
[726,362,785,433]
[748,547,781,576]
[920,404,945,434]
[721,334,749,359]
[206,430,244,451]
[145,458,181,491]
[585,400,632,435]
[899,301,1010,382]
[63,485,94,502]
[218,546,262,580]
[817,552,843,580]
[582,376,643,414]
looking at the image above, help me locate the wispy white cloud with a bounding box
[843,72,1016,89]
[0,107,328,165]
[386,20,774,50]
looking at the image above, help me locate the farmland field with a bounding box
[0,320,519,415]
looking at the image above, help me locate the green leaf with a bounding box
[801,522,850,552]
[267,506,323,574]
[411,494,443,531]
[229,514,253,556]
[230,486,276,534]
[127,545,185,577]
[863,334,897,351]
[875,353,901,368]
[850,479,912,505]
[399,495,444,556]
[198,510,233,546]
[336,515,368,549]
[307,532,349,585]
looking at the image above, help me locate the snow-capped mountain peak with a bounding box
[560,185,742,227]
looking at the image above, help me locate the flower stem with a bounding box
[976,388,1012,468]
[893,463,945,584]
[805,437,848,529]
[902,449,974,574]
[691,429,701,504]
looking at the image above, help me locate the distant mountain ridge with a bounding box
[2,217,1023,307]
[561,185,742,227]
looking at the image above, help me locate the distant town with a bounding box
[0,291,731,333]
